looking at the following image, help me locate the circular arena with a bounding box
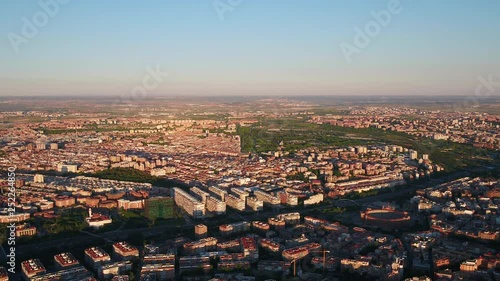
[360,208,411,230]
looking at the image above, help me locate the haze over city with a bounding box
[1,1,499,281]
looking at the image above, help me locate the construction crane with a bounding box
[314,249,331,275]
[290,248,330,277]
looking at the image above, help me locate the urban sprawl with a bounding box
[0,98,499,281]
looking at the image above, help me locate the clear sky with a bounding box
[0,0,499,96]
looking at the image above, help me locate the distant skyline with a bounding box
[1,0,499,96]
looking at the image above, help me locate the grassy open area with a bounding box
[237,117,498,172]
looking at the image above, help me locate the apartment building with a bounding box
[173,187,205,218]
[231,188,249,201]
[254,190,280,207]
[84,247,111,270]
[141,254,175,280]
[194,224,208,239]
[98,261,132,280]
[183,237,218,254]
[304,193,324,206]
[113,242,139,261]
[179,256,211,274]
[21,259,46,280]
[54,252,79,269]
[219,221,250,236]
[190,187,210,203]
[226,194,245,211]
[276,212,301,225]
[246,196,263,211]
[206,196,226,214]
[252,221,270,232]
[209,186,228,201]
[241,237,258,260]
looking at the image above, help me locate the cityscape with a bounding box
[1,1,499,281]
[0,97,498,281]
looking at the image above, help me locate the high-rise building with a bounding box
[208,186,228,201]
[254,190,280,207]
[173,187,205,218]
[409,150,418,160]
[226,194,245,211]
[246,196,263,211]
[304,193,324,206]
[206,196,226,214]
[231,188,249,201]
[190,187,210,203]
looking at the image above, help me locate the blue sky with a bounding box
[0,0,499,96]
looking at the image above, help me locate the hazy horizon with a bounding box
[1,0,499,97]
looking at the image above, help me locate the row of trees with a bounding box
[94,167,188,188]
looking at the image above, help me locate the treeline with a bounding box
[42,208,87,234]
[40,126,128,135]
[93,167,188,188]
